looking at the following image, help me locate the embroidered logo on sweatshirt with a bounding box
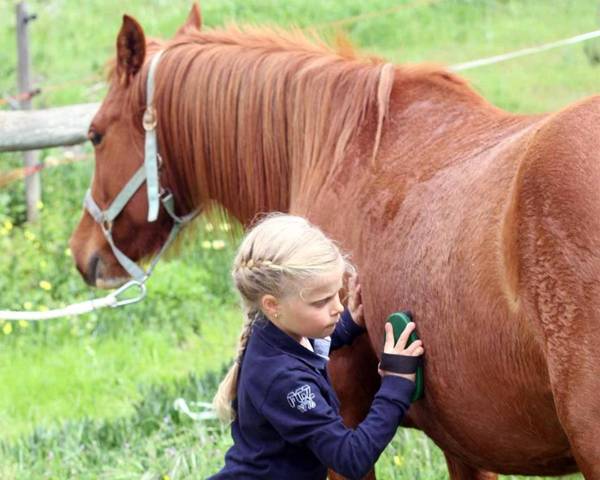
[286,384,316,412]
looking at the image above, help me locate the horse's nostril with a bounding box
[85,253,101,286]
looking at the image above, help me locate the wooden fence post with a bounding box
[16,1,40,222]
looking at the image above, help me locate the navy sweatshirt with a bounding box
[209,310,415,480]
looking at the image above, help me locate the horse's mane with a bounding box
[120,25,466,223]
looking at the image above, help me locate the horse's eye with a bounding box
[88,130,103,146]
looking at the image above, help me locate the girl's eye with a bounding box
[312,297,331,307]
[88,130,103,146]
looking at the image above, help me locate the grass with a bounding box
[0,0,597,478]
[0,303,240,439]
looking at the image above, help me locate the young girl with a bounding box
[209,214,424,480]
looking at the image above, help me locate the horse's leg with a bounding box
[516,108,600,477]
[444,452,498,480]
[524,279,600,477]
[327,334,381,480]
[520,257,600,477]
[542,339,600,478]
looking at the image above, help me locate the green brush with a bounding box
[386,311,424,402]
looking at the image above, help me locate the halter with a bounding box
[0,50,199,320]
[84,50,198,284]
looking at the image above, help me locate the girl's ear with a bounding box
[260,294,279,318]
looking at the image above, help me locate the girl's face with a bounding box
[275,268,345,342]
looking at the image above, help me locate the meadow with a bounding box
[0,0,598,478]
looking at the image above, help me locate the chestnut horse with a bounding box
[69,4,600,479]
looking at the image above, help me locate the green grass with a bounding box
[0,0,597,478]
[0,305,240,439]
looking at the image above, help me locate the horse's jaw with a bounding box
[96,276,130,290]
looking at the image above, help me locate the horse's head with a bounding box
[69,5,202,288]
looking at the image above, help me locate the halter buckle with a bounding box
[101,219,113,233]
[159,186,172,199]
[143,106,157,131]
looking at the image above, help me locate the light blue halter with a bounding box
[84,50,198,284]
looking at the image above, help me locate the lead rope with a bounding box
[0,280,147,321]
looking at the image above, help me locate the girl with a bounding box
[210,213,424,480]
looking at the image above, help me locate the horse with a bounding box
[69,4,600,479]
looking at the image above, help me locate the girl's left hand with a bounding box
[348,274,364,327]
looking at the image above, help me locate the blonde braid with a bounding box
[237,258,282,272]
[213,309,257,422]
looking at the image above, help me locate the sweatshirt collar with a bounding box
[253,315,328,370]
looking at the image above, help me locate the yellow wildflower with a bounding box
[64,248,72,257]
[393,455,403,467]
[163,476,171,480]
[201,240,212,249]
[36,201,44,210]
[39,280,52,291]
[39,305,49,312]
[212,240,226,250]
[18,320,29,329]
[1,220,13,236]
[24,230,36,241]
[219,222,231,232]
[23,301,33,310]
[205,222,214,232]
[3,323,12,335]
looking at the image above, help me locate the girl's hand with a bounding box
[347,274,364,328]
[379,322,424,383]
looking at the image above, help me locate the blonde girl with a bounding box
[210,213,424,480]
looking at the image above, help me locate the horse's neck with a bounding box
[182,45,518,225]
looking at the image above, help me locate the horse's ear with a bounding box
[176,3,202,35]
[116,15,146,82]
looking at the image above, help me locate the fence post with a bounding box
[16,1,40,222]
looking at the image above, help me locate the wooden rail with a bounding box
[0,102,99,153]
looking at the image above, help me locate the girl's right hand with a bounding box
[378,322,424,383]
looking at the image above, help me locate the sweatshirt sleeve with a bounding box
[330,309,365,352]
[259,368,414,480]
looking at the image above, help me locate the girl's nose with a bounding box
[332,294,344,315]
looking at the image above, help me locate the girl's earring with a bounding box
[274,312,280,319]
